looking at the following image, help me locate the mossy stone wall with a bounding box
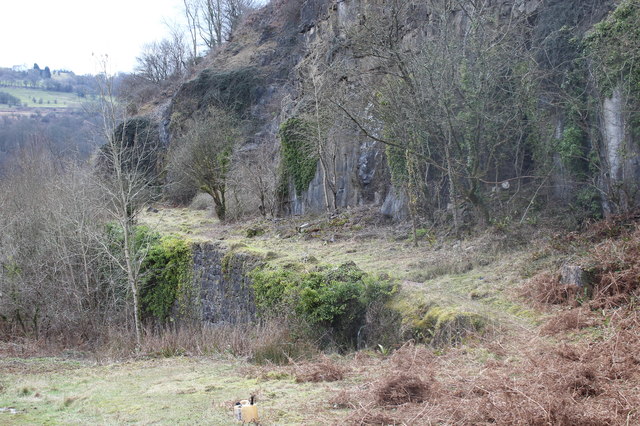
[192,242,262,324]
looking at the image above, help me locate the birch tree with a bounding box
[94,63,161,347]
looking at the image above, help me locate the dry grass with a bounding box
[95,321,317,364]
[587,225,640,309]
[294,356,346,383]
[540,308,597,334]
[4,211,640,424]
[522,216,640,312]
[373,373,431,406]
[520,272,579,306]
[288,297,640,426]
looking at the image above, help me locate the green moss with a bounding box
[245,227,265,238]
[389,293,486,346]
[221,251,234,281]
[261,371,294,381]
[418,306,485,346]
[221,246,272,281]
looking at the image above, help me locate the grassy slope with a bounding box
[0,87,86,109]
[140,207,542,330]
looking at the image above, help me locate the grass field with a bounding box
[0,356,350,425]
[0,87,89,109]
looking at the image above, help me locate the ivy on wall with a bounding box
[250,262,394,349]
[585,0,640,98]
[138,230,194,323]
[278,117,318,197]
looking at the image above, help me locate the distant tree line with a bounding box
[0,66,99,96]
[0,91,21,106]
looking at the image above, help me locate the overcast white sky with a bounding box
[1,0,185,75]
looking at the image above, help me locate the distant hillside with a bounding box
[0,86,89,110]
[0,65,99,101]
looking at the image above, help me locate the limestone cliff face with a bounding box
[165,0,636,219]
[600,87,640,214]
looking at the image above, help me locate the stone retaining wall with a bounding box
[192,242,261,324]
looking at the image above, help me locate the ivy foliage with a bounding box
[278,117,317,196]
[250,261,394,349]
[103,225,193,324]
[139,235,193,323]
[386,144,409,187]
[585,0,640,97]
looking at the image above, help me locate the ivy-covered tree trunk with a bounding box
[202,185,226,221]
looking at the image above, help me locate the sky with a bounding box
[1,0,185,75]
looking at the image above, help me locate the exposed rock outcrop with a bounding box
[163,0,637,221]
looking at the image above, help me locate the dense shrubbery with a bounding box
[250,261,395,349]
[0,91,21,106]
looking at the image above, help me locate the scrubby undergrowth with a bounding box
[2,208,640,424]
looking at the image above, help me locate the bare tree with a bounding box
[0,143,119,341]
[224,0,257,38]
[168,107,240,221]
[135,31,188,84]
[94,60,161,346]
[340,0,542,231]
[199,0,225,48]
[183,0,257,53]
[229,140,279,217]
[288,41,352,214]
[183,0,200,66]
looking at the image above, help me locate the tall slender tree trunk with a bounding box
[445,130,460,236]
[312,75,335,213]
[122,219,142,347]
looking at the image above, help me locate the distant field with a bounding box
[0,87,90,109]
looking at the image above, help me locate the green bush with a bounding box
[0,91,21,106]
[250,262,394,349]
[573,186,603,221]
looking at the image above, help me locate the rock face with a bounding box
[164,0,637,220]
[192,243,261,324]
[601,87,640,215]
